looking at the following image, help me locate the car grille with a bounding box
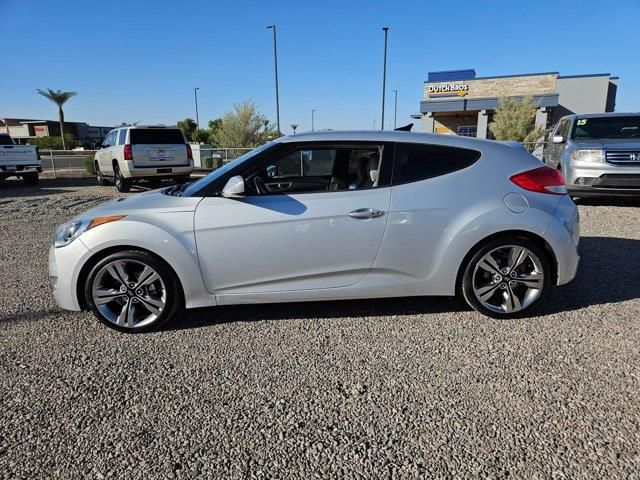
[605,150,640,165]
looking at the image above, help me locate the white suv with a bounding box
[95,125,194,192]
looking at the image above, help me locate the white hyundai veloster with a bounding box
[49,131,579,332]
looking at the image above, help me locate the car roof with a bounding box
[276,130,500,150]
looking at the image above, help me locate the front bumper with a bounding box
[565,161,640,197]
[49,240,93,311]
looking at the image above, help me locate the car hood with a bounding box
[74,189,201,221]
[573,138,640,150]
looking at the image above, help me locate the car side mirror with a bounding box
[221,175,245,198]
[551,135,564,144]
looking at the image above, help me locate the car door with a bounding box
[193,142,392,294]
[97,130,116,174]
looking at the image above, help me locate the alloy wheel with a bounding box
[472,245,544,314]
[91,259,166,329]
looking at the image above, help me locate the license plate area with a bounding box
[149,149,174,159]
[157,168,172,174]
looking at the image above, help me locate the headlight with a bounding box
[571,149,604,163]
[53,215,125,248]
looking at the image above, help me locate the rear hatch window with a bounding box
[130,129,185,144]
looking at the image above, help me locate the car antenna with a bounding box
[394,123,413,132]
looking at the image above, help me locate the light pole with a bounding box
[194,87,200,129]
[267,25,281,135]
[393,89,398,129]
[381,27,389,130]
[311,109,315,131]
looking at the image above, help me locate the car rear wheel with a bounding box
[84,251,182,332]
[114,164,131,193]
[461,237,550,318]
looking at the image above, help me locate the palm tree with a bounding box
[36,89,77,150]
[290,123,299,134]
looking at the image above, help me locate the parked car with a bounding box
[94,125,194,192]
[49,131,579,332]
[544,112,640,197]
[0,133,41,185]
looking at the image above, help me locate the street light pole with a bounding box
[312,109,315,131]
[194,87,200,130]
[267,25,281,135]
[381,27,389,130]
[393,89,398,129]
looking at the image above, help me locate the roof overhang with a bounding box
[420,94,559,114]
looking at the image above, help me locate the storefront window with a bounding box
[457,126,477,137]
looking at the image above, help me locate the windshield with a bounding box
[572,116,640,140]
[180,142,277,197]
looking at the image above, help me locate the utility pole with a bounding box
[194,87,200,129]
[381,27,389,130]
[267,25,281,134]
[393,89,398,129]
[312,109,315,131]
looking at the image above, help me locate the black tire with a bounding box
[22,173,39,186]
[96,162,109,186]
[114,164,131,192]
[460,236,551,318]
[84,250,183,333]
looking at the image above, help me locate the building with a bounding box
[0,117,113,146]
[414,69,618,138]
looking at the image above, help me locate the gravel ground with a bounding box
[1,178,639,479]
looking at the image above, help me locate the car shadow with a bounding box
[168,236,640,331]
[575,197,640,207]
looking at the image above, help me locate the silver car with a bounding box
[544,113,640,198]
[49,131,579,332]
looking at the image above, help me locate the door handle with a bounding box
[348,208,385,219]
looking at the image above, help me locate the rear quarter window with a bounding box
[130,129,185,145]
[393,143,481,184]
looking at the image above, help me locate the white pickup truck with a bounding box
[0,133,41,185]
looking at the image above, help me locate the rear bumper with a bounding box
[0,165,41,178]
[121,160,194,179]
[545,195,580,285]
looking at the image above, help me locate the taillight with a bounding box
[186,144,193,160]
[124,144,133,160]
[509,166,567,195]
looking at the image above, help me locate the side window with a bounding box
[247,145,383,195]
[103,131,115,147]
[118,129,128,145]
[393,143,480,184]
[559,120,571,140]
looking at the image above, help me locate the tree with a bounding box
[207,118,223,146]
[290,123,299,134]
[211,101,279,148]
[489,96,546,152]
[36,89,77,150]
[177,118,197,141]
[191,129,210,143]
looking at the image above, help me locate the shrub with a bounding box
[27,133,77,150]
[84,153,96,175]
[212,156,224,169]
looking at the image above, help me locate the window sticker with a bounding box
[577,119,587,126]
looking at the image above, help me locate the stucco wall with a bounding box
[424,74,557,101]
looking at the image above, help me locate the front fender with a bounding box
[78,212,213,309]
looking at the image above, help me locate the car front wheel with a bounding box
[84,251,182,332]
[461,237,550,318]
